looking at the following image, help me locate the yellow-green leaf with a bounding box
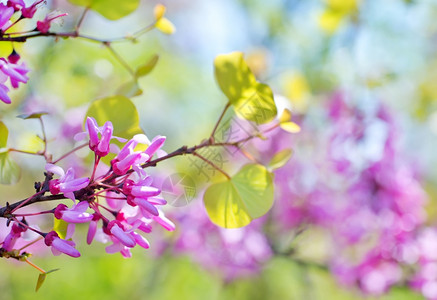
[53,218,68,239]
[268,149,293,170]
[0,153,21,185]
[279,109,292,123]
[203,164,274,228]
[17,112,48,119]
[214,52,277,124]
[35,273,46,292]
[233,83,277,124]
[0,121,8,148]
[67,0,139,20]
[155,17,175,35]
[214,52,257,104]
[135,55,159,78]
[280,121,301,133]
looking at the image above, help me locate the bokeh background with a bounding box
[1,0,437,299]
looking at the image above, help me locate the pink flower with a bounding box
[122,177,163,216]
[111,134,149,175]
[0,58,29,88]
[106,220,135,248]
[0,4,14,31]
[144,135,166,160]
[7,0,25,11]
[86,213,100,245]
[74,117,125,157]
[2,221,27,251]
[21,0,44,19]
[46,163,90,201]
[54,201,93,223]
[36,12,68,33]
[0,84,11,104]
[44,231,80,258]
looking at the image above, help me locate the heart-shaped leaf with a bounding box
[203,164,274,228]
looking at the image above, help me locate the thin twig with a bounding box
[192,152,231,180]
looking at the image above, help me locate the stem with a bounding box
[192,152,231,180]
[13,209,54,217]
[104,43,135,76]
[13,218,44,236]
[52,143,88,164]
[38,117,49,161]
[210,102,230,139]
[8,148,42,156]
[76,8,89,31]
[25,259,46,274]
[11,190,45,213]
[18,237,43,251]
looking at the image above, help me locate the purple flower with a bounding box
[2,222,27,251]
[46,163,90,201]
[54,201,93,223]
[44,231,80,258]
[74,117,126,157]
[0,4,14,31]
[111,134,149,175]
[21,0,44,19]
[36,12,68,33]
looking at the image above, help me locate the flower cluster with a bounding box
[1,117,174,259]
[0,0,67,104]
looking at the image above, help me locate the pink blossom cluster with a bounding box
[1,117,174,258]
[0,0,67,104]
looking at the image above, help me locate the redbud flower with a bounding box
[111,134,149,175]
[74,117,125,157]
[0,4,14,31]
[0,83,11,104]
[106,220,135,248]
[0,58,29,88]
[44,231,80,257]
[21,0,44,19]
[2,222,27,251]
[46,163,90,201]
[36,12,68,33]
[54,201,93,223]
[7,0,25,11]
[144,135,166,160]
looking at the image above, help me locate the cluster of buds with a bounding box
[2,117,174,258]
[0,0,67,104]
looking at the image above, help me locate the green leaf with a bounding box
[135,55,159,78]
[67,0,139,20]
[116,81,143,98]
[0,121,8,147]
[35,273,46,292]
[214,52,277,124]
[53,218,68,239]
[16,112,48,119]
[233,83,277,124]
[268,149,293,170]
[0,153,21,185]
[203,164,274,228]
[35,269,59,292]
[214,52,257,103]
[86,96,143,138]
